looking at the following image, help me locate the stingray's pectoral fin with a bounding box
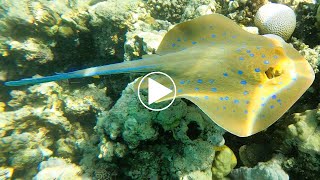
[183,95,257,137]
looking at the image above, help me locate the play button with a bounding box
[137,72,176,111]
[148,78,173,105]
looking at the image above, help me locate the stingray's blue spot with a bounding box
[232,35,237,39]
[234,99,240,104]
[223,106,226,110]
[277,99,281,103]
[246,50,251,53]
[249,53,254,57]
[244,110,248,114]
[261,114,265,118]
[292,77,297,81]
[240,80,247,85]
[204,96,209,100]
[211,88,217,92]
[236,48,241,53]
[261,103,266,107]
[223,73,228,77]
[180,80,185,85]
[178,89,183,93]
[192,41,197,45]
[246,100,250,104]
[211,34,216,38]
[261,54,266,58]
[177,38,181,42]
[239,57,244,61]
[255,68,261,73]
[272,94,277,99]
[238,70,243,75]
[243,91,249,95]
[263,60,269,65]
[208,79,214,84]
[270,105,275,109]
[186,80,191,84]
[195,87,199,91]
[197,79,203,83]
[273,55,278,59]
[200,37,205,41]
[211,42,215,45]
[172,43,176,47]
[256,46,261,50]
[225,96,229,100]
[219,97,224,101]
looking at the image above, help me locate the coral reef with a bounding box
[230,155,289,180]
[1,0,319,179]
[146,0,190,23]
[239,143,273,167]
[146,0,217,23]
[291,37,320,73]
[88,0,148,60]
[34,157,86,179]
[293,2,319,47]
[254,3,296,40]
[95,81,227,178]
[0,0,92,81]
[272,0,316,8]
[214,0,268,25]
[0,82,110,179]
[274,107,320,179]
[317,5,320,28]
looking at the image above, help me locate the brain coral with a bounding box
[254,3,296,40]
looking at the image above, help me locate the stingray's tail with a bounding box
[4,60,159,86]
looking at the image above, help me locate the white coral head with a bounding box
[254,3,296,41]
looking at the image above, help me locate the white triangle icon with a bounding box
[148,78,173,105]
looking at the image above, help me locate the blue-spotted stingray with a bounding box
[5,14,315,137]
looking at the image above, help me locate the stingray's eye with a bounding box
[265,66,283,79]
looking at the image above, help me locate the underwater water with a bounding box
[1,0,320,179]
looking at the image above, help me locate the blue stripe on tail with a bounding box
[5,65,154,86]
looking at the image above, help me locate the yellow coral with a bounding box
[212,145,237,179]
[0,102,5,112]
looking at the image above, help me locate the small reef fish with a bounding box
[5,14,315,137]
